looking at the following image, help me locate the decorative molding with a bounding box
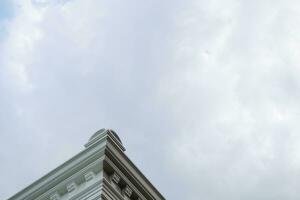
[66,182,77,193]
[8,130,165,200]
[8,142,106,200]
[111,173,121,184]
[49,192,60,200]
[84,171,95,182]
[124,185,133,197]
[104,158,146,200]
[105,143,165,200]
[68,180,101,200]
[102,178,127,200]
[34,159,103,200]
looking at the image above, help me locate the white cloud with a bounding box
[1,0,300,200]
[160,1,300,199]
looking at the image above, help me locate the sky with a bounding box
[1,0,300,199]
[0,0,13,39]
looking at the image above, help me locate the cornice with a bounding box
[104,142,165,200]
[8,137,107,200]
[7,129,166,200]
[85,129,125,152]
[102,178,125,200]
[37,158,102,200]
[68,180,101,200]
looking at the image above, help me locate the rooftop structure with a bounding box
[8,129,165,200]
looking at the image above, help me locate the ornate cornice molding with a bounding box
[7,129,165,200]
[8,139,106,200]
[104,143,165,200]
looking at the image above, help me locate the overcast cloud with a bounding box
[1,0,300,199]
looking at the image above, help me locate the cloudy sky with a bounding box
[1,0,300,199]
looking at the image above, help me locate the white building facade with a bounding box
[8,129,165,200]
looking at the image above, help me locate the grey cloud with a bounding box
[1,0,300,200]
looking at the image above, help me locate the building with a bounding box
[8,129,165,200]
